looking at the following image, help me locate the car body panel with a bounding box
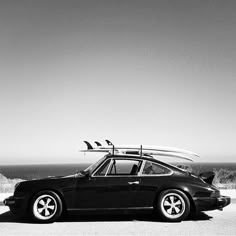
[4,154,231,218]
[73,176,142,209]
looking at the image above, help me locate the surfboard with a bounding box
[81,141,199,162]
[95,145,199,157]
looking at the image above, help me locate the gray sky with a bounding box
[0,0,236,164]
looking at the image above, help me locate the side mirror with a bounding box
[82,170,91,180]
[84,171,90,178]
[76,170,91,179]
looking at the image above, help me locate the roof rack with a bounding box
[80,140,199,162]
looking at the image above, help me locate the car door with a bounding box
[135,160,173,207]
[74,157,143,209]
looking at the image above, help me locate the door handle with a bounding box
[128,181,140,185]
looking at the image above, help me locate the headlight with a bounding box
[14,182,21,191]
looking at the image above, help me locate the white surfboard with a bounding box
[94,145,199,157]
[81,141,199,161]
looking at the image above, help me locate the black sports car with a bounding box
[4,152,230,223]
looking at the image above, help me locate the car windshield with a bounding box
[81,156,107,175]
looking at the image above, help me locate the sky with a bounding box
[0,0,236,164]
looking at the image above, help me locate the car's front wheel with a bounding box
[30,191,63,223]
[157,189,190,222]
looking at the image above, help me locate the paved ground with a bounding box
[0,203,235,236]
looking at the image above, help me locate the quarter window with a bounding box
[142,161,171,175]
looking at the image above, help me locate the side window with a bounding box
[93,159,111,176]
[142,161,171,175]
[108,159,141,175]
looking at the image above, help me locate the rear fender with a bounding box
[154,186,196,212]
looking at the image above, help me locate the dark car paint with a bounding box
[4,154,230,216]
[73,176,142,209]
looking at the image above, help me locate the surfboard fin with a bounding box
[95,141,102,146]
[105,140,113,146]
[83,141,93,150]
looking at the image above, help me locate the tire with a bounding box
[30,190,63,223]
[156,189,190,222]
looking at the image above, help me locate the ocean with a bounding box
[0,163,89,180]
[0,162,236,180]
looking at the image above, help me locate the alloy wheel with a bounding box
[160,193,185,219]
[33,194,57,220]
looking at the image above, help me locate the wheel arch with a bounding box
[154,187,196,213]
[27,188,68,214]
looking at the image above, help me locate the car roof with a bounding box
[105,153,170,165]
[104,153,189,174]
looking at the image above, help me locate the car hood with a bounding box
[16,174,77,189]
[14,173,81,195]
[39,174,76,180]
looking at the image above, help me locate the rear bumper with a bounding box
[194,195,231,212]
[217,196,231,210]
[4,195,27,215]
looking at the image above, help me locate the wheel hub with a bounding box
[161,193,185,219]
[33,194,57,220]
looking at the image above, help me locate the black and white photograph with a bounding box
[0,0,236,235]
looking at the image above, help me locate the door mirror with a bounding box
[84,171,91,178]
[76,170,91,179]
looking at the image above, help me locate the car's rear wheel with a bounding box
[157,189,190,222]
[30,191,63,223]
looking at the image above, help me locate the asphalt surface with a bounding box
[0,203,236,236]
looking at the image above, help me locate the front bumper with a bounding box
[4,195,27,215]
[194,195,231,212]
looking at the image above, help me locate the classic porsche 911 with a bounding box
[4,142,230,223]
